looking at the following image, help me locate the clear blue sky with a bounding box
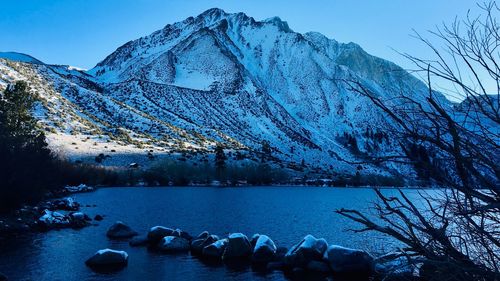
[0,0,475,72]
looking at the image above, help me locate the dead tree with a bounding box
[337,2,500,280]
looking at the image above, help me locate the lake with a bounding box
[0,186,424,281]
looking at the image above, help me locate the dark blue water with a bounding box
[0,186,418,281]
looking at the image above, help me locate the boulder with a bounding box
[0,272,7,281]
[85,249,128,270]
[222,233,252,260]
[106,221,138,239]
[94,215,104,221]
[147,226,174,243]
[158,236,190,253]
[196,231,210,240]
[202,238,228,259]
[284,235,328,268]
[171,228,192,241]
[69,212,91,228]
[252,235,277,263]
[323,245,374,275]
[129,235,149,247]
[191,235,218,255]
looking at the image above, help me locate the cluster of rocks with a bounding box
[86,221,413,279]
[34,197,103,230]
[0,196,103,237]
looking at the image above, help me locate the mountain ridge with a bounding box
[0,8,444,179]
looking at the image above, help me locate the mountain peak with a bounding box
[263,16,291,32]
[198,8,228,20]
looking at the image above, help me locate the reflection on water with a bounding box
[0,186,426,281]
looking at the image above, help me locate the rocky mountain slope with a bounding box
[0,9,445,178]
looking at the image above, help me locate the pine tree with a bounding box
[0,81,53,211]
[214,143,226,180]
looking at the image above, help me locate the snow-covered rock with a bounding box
[51,197,79,211]
[285,235,328,268]
[202,238,228,259]
[195,231,210,240]
[85,249,128,269]
[323,245,374,275]
[106,221,138,239]
[252,235,277,263]
[158,236,190,253]
[171,228,192,241]
[147,226,174,243]
[38,209,70,227]
[222,233,252,260]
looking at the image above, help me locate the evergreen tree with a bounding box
[214,143,226,180]
[0,81,54,211]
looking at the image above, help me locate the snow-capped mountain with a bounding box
[0,8,443,177]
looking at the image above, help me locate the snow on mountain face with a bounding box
[0,8,441,176]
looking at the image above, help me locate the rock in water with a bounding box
[94,215,104,221]
[147,226,174,244]
[106,221,138,239]
[158,236,190,253]
[85,249,128,270]
[252,235,277,263]
[171,228,193,241]
[196,231,210,240]
[0,272,7,281]
[222,233,252,260]
[285,234,328,268]
[202,239,228,259]
[51,197,79,211]
[191,235,218,255]
[323,245,374,275]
